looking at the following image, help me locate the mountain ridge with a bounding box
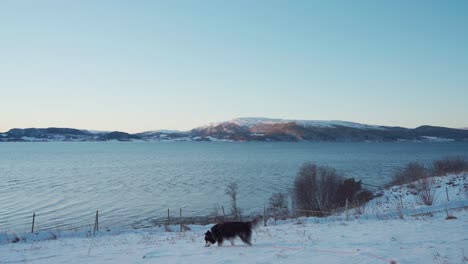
[1,118,467,142]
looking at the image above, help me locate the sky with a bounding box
[1,0,467,133]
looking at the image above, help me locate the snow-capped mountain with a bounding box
[191,118,468,142]
[210,117,385,130]
[1,118,468,142]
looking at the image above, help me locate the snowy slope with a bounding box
[362,173,467,216]
[1,174,467,264]
[1,210,467,263]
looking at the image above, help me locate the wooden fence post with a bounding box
[445,187,450,217]
[94,210,99,235]
[345,198,349,221]
[273,207,277,226]
[167,208,170,226]
[31,213,35,233]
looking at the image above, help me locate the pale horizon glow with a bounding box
[1,1,467,133]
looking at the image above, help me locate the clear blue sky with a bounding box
[1,0,467,132]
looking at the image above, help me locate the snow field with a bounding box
[1,210,467,264]
[1,173,467,264]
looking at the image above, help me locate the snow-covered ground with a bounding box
[349,173,468,218]
[420,136,455,142]
[1,174,467,264]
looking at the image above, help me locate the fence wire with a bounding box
[2,199,467,237]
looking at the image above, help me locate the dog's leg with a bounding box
[239,234,252,246]
[217,238,223,247]
[242,238,252,246]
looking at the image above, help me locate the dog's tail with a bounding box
[248,216,262,229]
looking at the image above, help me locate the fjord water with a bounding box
[1,141,467,232]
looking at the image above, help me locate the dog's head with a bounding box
[204,230,216,247]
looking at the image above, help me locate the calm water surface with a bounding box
[1,141,467,232]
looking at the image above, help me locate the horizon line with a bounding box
[2,117,467,134]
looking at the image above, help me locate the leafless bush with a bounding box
[293,163,317,215]
[433,156,468,175]
[315,166,343,212]
[416,177,436,206]
[356,190,373,203]
[225,181,241,220]
[293,163,345,216]
[388,162,428,187]
[268,193,289,220]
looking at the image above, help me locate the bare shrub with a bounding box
[388,162,428,187]
[293,163,318,215]
[268,193,289,220]
[336,178,364,203]
[314,166,343,212]
[225,181,241,220]
[433,156,468,175]
[293,163,344,216]
[293,162,373,217]
[356,190,373,203]
[416,177,436,205]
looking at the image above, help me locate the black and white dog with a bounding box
[204,219,260,247]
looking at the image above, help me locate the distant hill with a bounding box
[190,118,468,142]
[98,131,141,141]
[2,128,95,142]
[0,128,140,142]
[1,118,468,142]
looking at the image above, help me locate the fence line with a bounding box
[3,199,467,237]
